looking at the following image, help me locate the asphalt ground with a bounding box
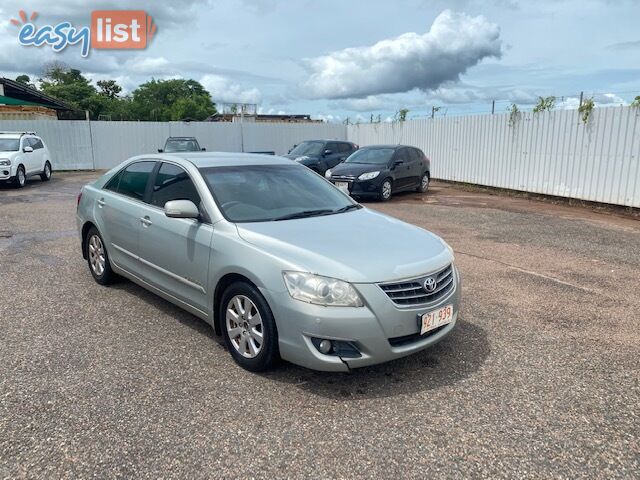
[1,172,638,479]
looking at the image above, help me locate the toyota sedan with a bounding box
[77,153,460,372]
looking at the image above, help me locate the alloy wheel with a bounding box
[45,163,51,179]
[88,234,106,276]
[226,295,264,358]
[18,169,25,187]
[421,175,429,191]
[382,180,392,200]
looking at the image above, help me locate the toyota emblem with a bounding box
[423,276,437,293]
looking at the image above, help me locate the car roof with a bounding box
[166,136,198,140]
[299,139,352,143]
[359,144,403,150]
[147,152,294,168]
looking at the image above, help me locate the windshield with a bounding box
[288,141,324,157]
[200,164,358,222]
[345,148,395,165]
[164,139,200,153]
[0,139,20,152]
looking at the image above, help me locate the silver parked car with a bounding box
[77,153,460,372]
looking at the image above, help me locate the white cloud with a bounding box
[200,74,262,105]
[302,9,502,99]
[126,57,171,74]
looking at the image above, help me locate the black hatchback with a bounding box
[283,140,358,176]
[326,145,431,201]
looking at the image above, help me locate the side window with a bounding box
[150,163,201,208]
[326,142,339,154]
[32,138,44,150]
[394,148,409,163]
[338,143,351,153]
[115,161,156,201]
[408,148,421,163]
[21,137,32,150]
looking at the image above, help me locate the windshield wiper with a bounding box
[272,209,335,221]
[333,204,361,214]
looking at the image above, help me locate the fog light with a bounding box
[318,339,333,354]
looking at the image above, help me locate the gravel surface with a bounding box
[1,173,638,479]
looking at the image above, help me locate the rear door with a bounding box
[137,162,213,314]
[31,138,46,173]
[95,161,156,274]
[407,148,423,187]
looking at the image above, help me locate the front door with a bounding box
[137,162,213,314]
[392,148,413,189]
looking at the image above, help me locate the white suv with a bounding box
[0,131,53,188]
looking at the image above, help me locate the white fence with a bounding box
[2,108,639,208]
[348,106,640,208]
[0,120,347,170]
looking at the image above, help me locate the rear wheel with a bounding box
[379,179,392,201]
[86,227,116,285]
[220,282,279,371]
[13,165,26,188]
[40,161,52,181]
[417,173,429,193]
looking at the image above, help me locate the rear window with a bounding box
[106,161,156,201]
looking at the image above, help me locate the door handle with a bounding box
[97,198,105,208]
[140,216,153,227]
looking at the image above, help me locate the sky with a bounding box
[0,0,639,122]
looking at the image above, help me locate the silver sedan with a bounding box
[77,153,460,372]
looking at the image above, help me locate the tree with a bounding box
[39,65,97,110]
[15,75,35,89]
[130,78,217,121]
[97,80,122,99]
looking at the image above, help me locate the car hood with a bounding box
[330,162,387,176]
[235,208,451,283]
[283,154,319,162]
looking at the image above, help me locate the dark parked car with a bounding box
[284,140,357,175]
[158,137,206,153]
[326,145,430,201]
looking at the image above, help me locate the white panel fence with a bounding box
[0,120,347,171]
[1,107,639,208]
[348,106,640,208]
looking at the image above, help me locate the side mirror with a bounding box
[158,148,164,153]
[23,146,33,153]
[323,149,332,156]
[201,147,206,151]
[164,200,200,219]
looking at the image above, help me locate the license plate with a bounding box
[419,304,454,335]
[335,182,350,194]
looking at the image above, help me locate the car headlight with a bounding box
[441,240,455,261]
[325,169,332,178]
[283,271,364,307]
[0,159,11,166]
[358,171,380,181]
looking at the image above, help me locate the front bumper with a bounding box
[263,266,461,372]
[330,176,383,197]
[0,162,14,181]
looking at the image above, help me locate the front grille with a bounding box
[331,175,356,182]
[379,264,454,307]
[388,324,448,347]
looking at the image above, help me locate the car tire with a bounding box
[13,165,26,188]
[220,281,279,372]
[85,227,116,285]
[40,161,52,182]
[379,178,393,202]
[417,173,429,193]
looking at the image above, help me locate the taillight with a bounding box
[77,190,83,208]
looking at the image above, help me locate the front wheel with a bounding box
[40,161,52,181]
[13,165,26,188]
[417,173,429,193]
[220,282,279,371]
[379,179,392,201]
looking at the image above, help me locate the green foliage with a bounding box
[39,66,97,109]
[130,79,217,121]
[532,96,556,114]
[394,108,409,122]
[507,103,520,127]
[15,75,35,88]
[369,114,381,123]
[578,97,594,124]
[631,96,640,108]
[97,80,122,99]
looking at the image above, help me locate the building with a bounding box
[0,77,71,120]
[207,113,322,123]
